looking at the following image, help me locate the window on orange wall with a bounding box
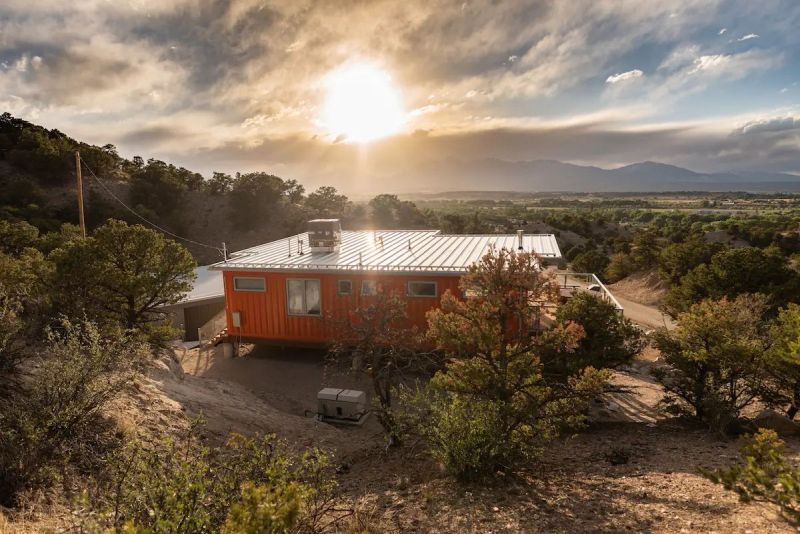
[361,280,378,296]
[407,281,437,297]
[337,280,352,296]
[286,279,321,316]
[233,276,266,292]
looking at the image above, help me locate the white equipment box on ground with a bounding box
[317,388,368,425]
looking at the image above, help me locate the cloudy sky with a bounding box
[1,0,799,193]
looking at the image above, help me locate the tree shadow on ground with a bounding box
[339,420,793,533]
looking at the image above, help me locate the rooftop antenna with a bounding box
[222,241,228,261]
[298,237,304,255]
[287,239,292,257]
[517,229,524,250]
[408,238,412,251]
[358,251,363,266]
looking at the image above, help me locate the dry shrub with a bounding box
[0,320,146,507]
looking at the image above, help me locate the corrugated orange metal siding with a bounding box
[222,271,461,344]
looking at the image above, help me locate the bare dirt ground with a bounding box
[608,271,676,330]
[176,344,382,455]
[608,271,668,307]
[144,349,351,452]
[172,345,799,533]
[615,295,675,331]
[8,342,794,532]
[338,421,794,533]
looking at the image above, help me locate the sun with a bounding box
[320,63,406,143]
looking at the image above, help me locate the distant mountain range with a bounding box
[400,159,800,193]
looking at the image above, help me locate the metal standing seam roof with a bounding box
[180,266,224,303]
[210,230,561,274]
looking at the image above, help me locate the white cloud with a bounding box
[658,45,701,72]
[605,69,644,84]
[737,33,759,41]
[718,28,727,35]
[780,87,788,94]
[410,103,449,116]
[13,55,29,72]
[241,114,274,128]
[685,49,782,78]
[690,54,730,74]
[508,55,518,63]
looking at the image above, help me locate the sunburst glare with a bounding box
[320,62,406,143]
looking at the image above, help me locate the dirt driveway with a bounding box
[616,295,675,330]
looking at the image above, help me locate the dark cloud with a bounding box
[118,125,190,147]
[738,117,799,135]
[127,1,282,91]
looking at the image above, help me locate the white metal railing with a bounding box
[198,309,227,346]
[557,272,624,313]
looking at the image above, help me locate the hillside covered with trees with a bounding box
[0,113,456,264]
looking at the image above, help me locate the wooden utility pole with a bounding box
[75,151,86,238]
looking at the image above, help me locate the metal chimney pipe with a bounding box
[517,229,524,250]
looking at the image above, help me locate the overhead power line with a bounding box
[79,157,226,257]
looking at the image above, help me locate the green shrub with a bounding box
[80,431,337,533]
[0,248,52,321]
[229,173,290,230]
[422,393,511,481]
[0,220,39,255]
[664,247,800,317]
[652,295,769,430]
[129,159,189,215]
[222,481,306,534]
[702,429,800,525]
[762,304,800,419]
[570,249,610,276]
[604,252,637,282]
[658,236,725,285]
[548,292,644,379]
[0,320,146,506]
[630,229,660,269]
[50,220,196,335]
[424,249,609,479]
[0,285,22,374]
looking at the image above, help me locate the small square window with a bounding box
[407,281,437,297]
[337,280,352,295]
[361,280,378,296]
[234,277,266,292]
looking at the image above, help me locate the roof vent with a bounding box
[517,229,524,250]
[307,219,342,254]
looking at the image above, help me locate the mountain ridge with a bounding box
[395,158,800,193]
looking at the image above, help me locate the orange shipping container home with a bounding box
[210,220,562,346]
